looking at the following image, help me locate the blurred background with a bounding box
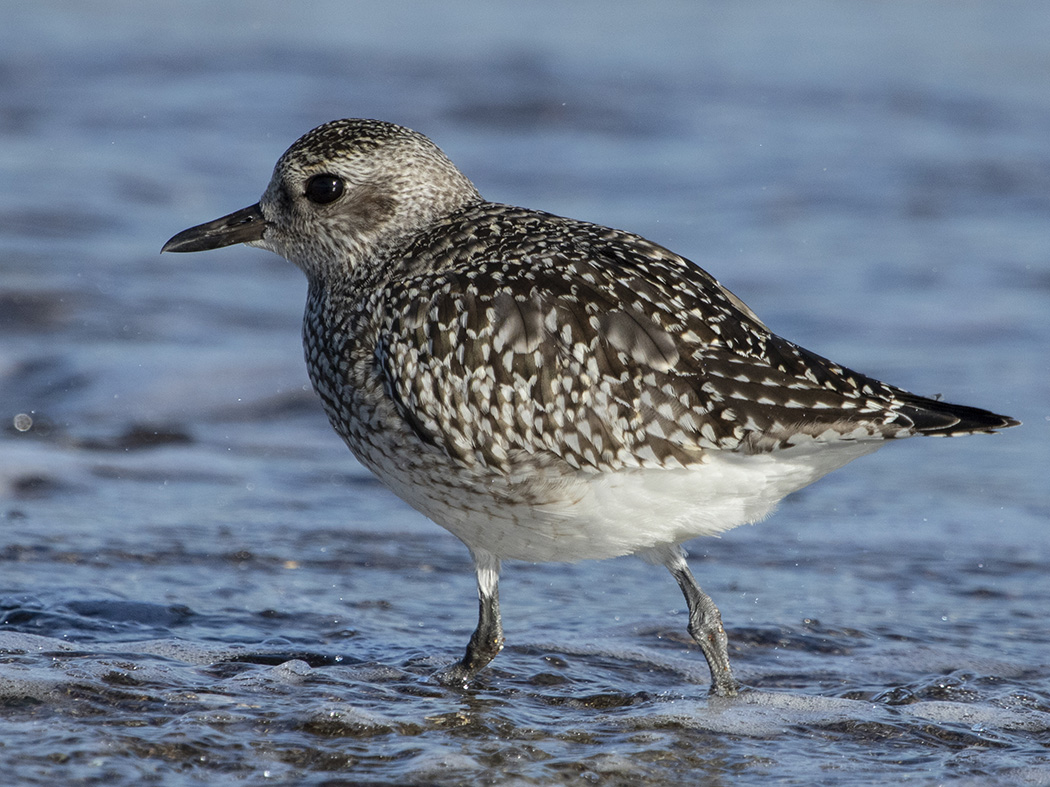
[1,2,1048,784]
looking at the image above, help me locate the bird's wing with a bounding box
[373,215,985,473]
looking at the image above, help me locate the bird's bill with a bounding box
[162,203,266,253]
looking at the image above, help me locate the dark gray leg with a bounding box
[437,550,504,686]
[665,549,738,697]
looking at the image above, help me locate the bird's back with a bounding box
[350,202,1013,473]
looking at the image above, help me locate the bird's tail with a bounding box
[894,391,1020,436]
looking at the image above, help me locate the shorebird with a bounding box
[163,119,1018,697]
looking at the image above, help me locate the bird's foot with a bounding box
[434,660,477,688]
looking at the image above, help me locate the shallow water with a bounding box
[2,1,1049,784]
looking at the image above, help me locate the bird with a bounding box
[163,118,1019,697]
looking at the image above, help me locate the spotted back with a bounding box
[371,203,961,475]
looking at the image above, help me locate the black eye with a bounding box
[304,174,344,204]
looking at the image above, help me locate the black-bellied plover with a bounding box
[164,119,1018,697]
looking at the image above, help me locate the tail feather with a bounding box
[895,392,1020,436]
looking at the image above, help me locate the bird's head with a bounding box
[163,119,481,283]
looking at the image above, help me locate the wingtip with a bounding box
[895,391,1020,436]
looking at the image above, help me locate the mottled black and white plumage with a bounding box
[164,119,1019,697]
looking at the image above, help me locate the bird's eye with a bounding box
[304,174,345,204]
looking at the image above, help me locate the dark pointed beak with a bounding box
[162,203,266,253]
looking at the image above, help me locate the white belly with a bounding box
[375,439,885,563]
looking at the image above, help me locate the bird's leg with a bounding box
[665,549,739,697]
[437,550,504,686]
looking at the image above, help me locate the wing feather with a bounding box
[371,207,987,473]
